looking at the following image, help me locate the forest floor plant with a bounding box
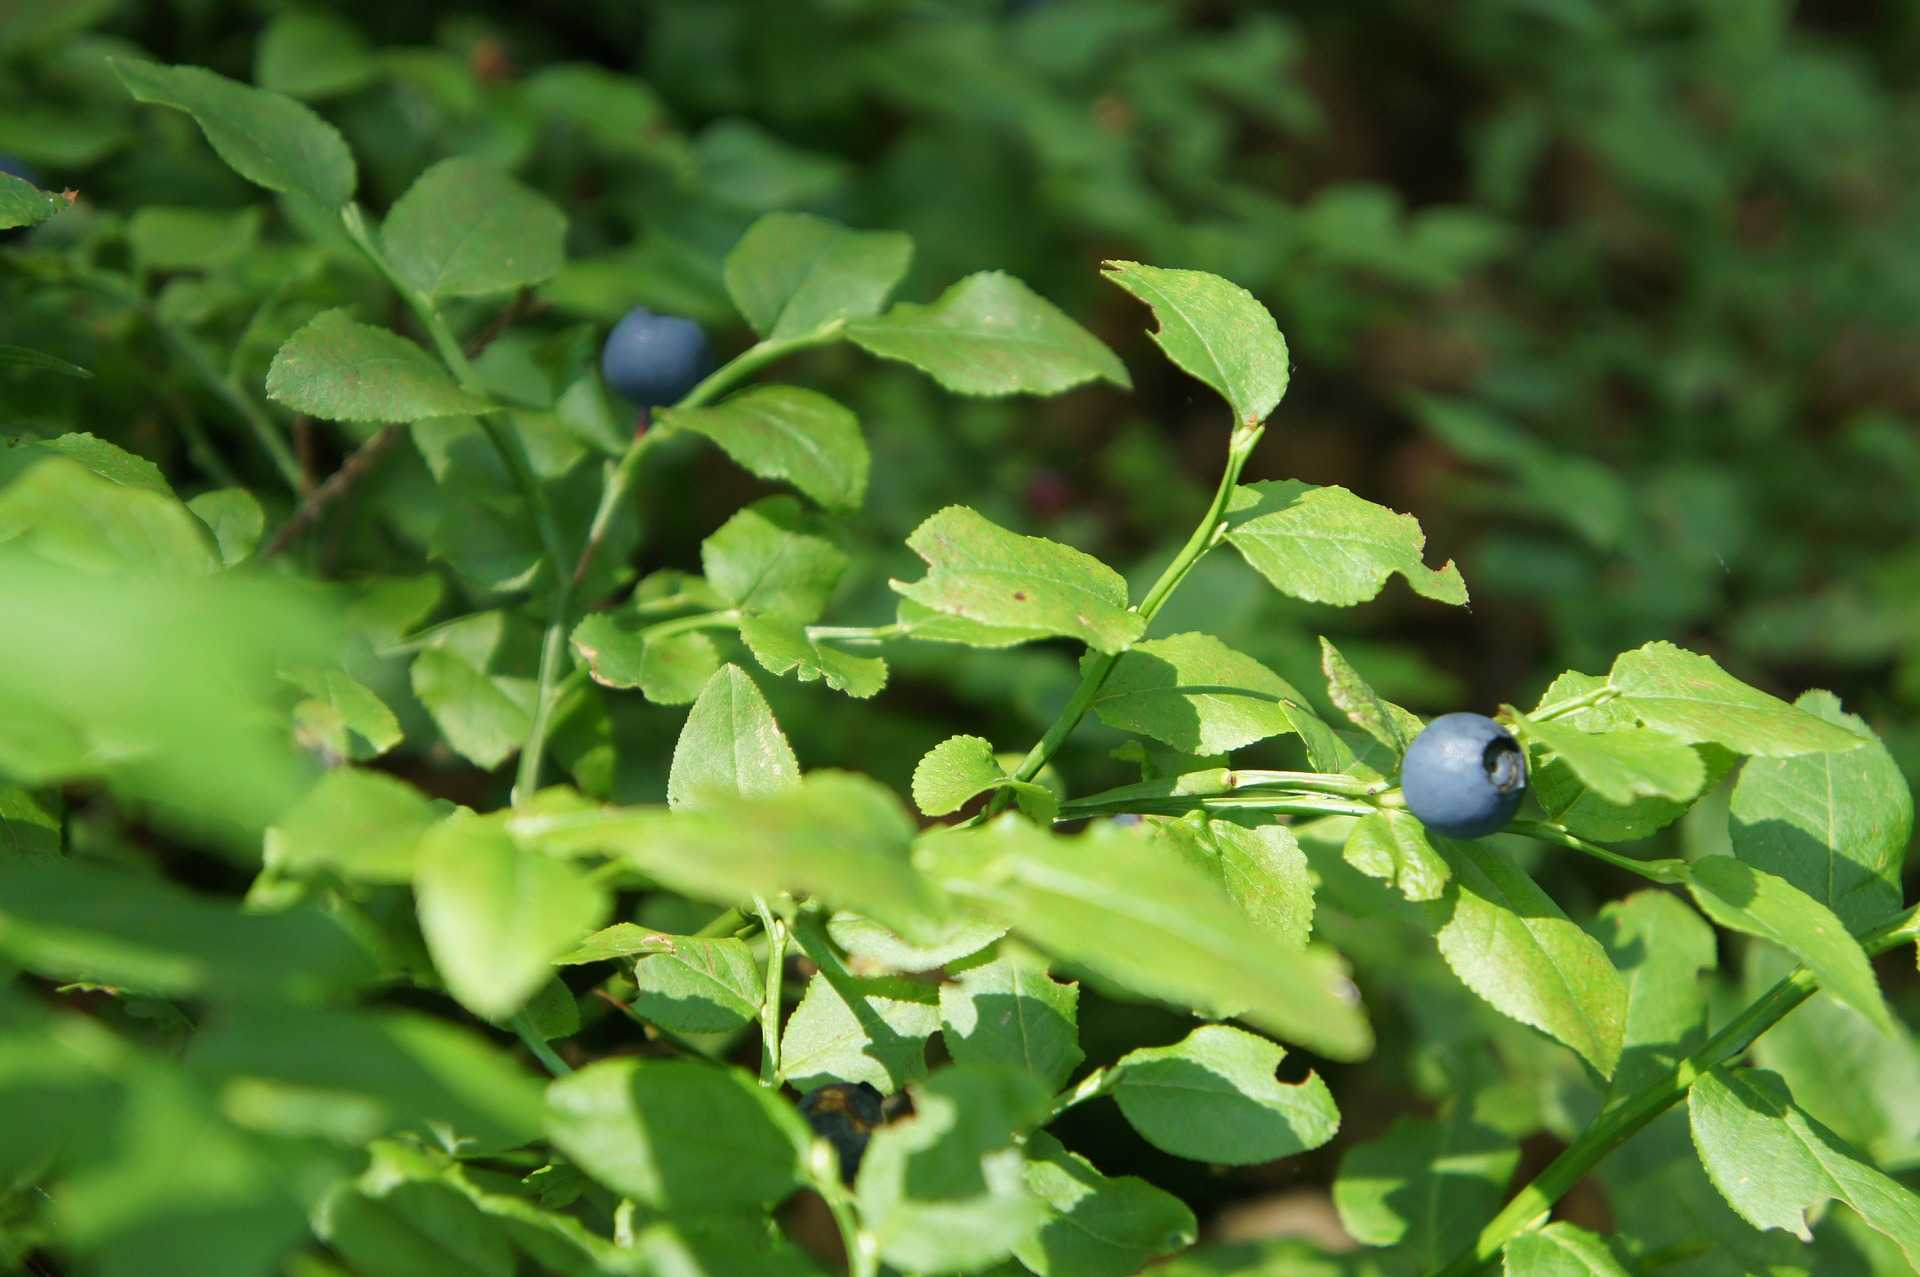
[0,54,1914,1277]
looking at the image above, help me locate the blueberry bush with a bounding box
[3,6,1918,1277]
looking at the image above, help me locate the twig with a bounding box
[261,426,402,559]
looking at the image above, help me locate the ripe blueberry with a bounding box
[799,1081,884,1182]
[1400,712,1526,839]
[599,306,711,408]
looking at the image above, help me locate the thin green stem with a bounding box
[1433,904,1920,1276]
[988,425,1264,815]
[695,905,759,940]
[1528,685,1615,723]
[80,269,303,492]
[755,898,787,1087]
[1046,1067,1113,1122]
[570,330,836,588]
[806,622,906,645]
[1057,793,1379,822]
[1506,820,1689,885]
[340,204,580,802]
[510,1013,573,1078]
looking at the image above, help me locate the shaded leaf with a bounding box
[113,58,355,207]
[1089,632,1321,755]
[939,953,1083,1093]
[1110,1024,1339,1165]
[1017,1131,1197,1277]
[382,158,568,301]
[724,212,913,340]
[268,311,490,423]
[663,385,868,511]
[701,495,847,624]
[1343,808,1450,903]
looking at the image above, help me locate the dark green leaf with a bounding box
[382,158,568,301]
[268,311,491,422]
[664,386,868,511]
[1089,632,1322,755]
[112,58,356,206]
[724,212,913,340]
[1016,1131,1197,1277]
[939,953,1083,1093]
[547,1057,807,1210]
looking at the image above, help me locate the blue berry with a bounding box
[799,1081,884,1182]
[1400,712,1526,839]
[600,306,711,408]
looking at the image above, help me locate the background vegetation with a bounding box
[3,1,1919,1273]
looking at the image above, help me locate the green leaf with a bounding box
[268,310,491,422]
[1101,260,1287,427]
[413,813,610,1021]
[1729,690,1911,933]
[539,773,947,944]
[546,1057,806,1211]
[701,495,847,624]
[908,734,1052,821]
[1343,808,1450,903]
[410,645,536,771]
[128,205,264,271]
[266,768,440,884]
[187,488,266,565]
[631,937,763,1034]
[1682,856,1892,1033]
[255,10,376,99]
[892,506,1144,654]
[519,977,579,1043]
[317,1171,515,1277]
[1109,1024,1339,1165]
[939,953,1083,1093]
[1320,638,1425,758]
[826,913,1006,974]
[738,615,887,700]
[1606,642,1867,757]
[0,344,91,377]
[1502,1222,1634,1277]
[663,385,869,511]
[1016,1131,1197,1277]
[0,171,67,230]
[667,664,801,809]
[112,58,356,207]
[1088,632,1322,755]
[0,856,373,1000]
[1333,1093,1524,1268]
[780,966,939,1094]
[285,664,404,761]
[918,819,1371,1060]
[1690,1067,1920,1262]
[1225,481,1468,607]
[1509,712,1705,805]
[1528,672,1739,841]
[0,785,61,857]
[0,454,218,575]
[848,271,1130,397]
[1425,838,1627,1077]
[723,212,913,341]
[381,158,568,301]
[1158,817,1315,948]
[855,1065,1053,1274]
[570,611,720,705]
[1594,891,1717,1099]
[187,1005,544,1152]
